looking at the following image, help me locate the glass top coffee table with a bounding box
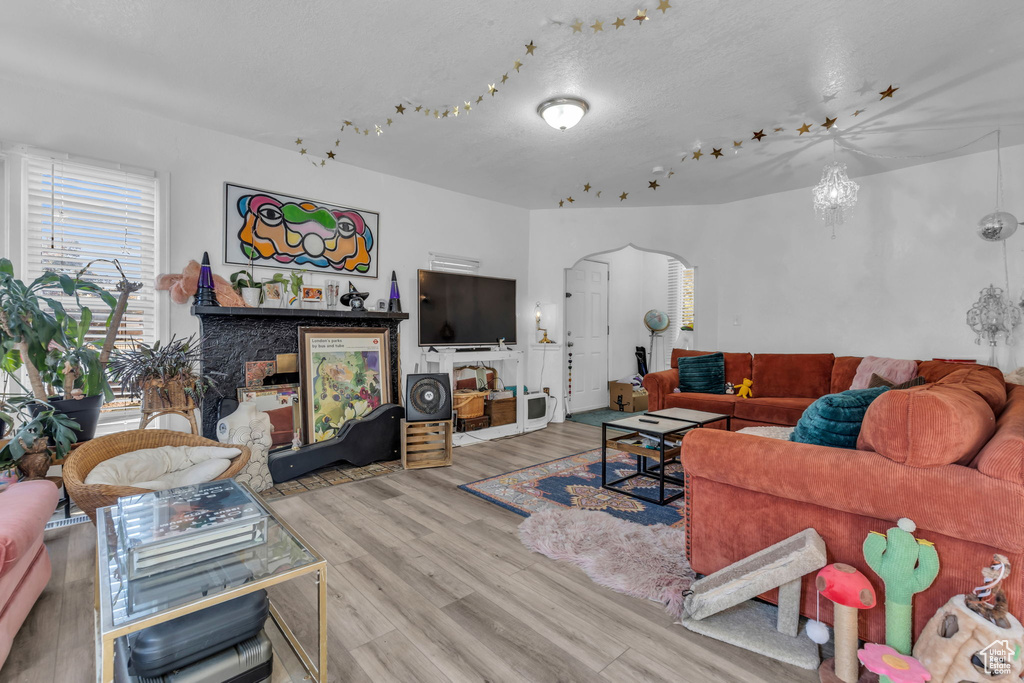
[95,481,327,682]
[602,409,730,505]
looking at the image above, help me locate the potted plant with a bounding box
[0,258,120,441]
[286,270,306,308]
[107,334,216,415]
[264,273,289,308]
[0,396,79,480]
[230,268,262,308]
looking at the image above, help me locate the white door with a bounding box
[565,260,609,414]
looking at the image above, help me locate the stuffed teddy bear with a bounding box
[156,260,246,307]
[735,378,753,398]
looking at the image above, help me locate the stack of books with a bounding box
[115,480,268,580]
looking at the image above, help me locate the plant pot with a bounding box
[240,287,261,307]
[142,378,197,413]
[44,394,103,443]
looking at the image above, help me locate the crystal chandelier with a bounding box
[812,158,859,237]
[967,284,1021,363]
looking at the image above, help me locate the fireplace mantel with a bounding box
[192,305,409,439]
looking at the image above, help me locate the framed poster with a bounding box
[298,327,390,443]
[237,383,302,449]
[224,182,379,278]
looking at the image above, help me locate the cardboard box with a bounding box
[608,381,649,413]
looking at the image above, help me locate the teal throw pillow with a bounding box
[790,386,889,449]
[678,352,725,394]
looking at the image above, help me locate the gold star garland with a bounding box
[297,33,556,168]
[556,82,901,206]
[299,4,691,167]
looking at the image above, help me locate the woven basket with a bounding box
[452,389,488,418]
[142,378,197,412]
[63,429,250,523]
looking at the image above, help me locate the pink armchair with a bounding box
[0,480,59,670]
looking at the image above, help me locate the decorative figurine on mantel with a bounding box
[340,281,369,311]
[388,270,402,312]
[195,252,219,307]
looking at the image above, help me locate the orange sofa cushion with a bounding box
[934,367,1007,415]
[917,360,1004,385]
[858,384,995,467]
[732,397,816,426]
[830,356,863,394]
[972,384,1024,485]
[751,353,835,398]
[671,350,752,387]
[664,392,739,416]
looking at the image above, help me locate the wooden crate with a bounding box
[401,419,453,469]
[484,396,516,427]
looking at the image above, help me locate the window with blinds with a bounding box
[23,156,159,411]
[665,260,695,366]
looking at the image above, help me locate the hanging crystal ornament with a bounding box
[812,140,859,238]
[978,131,1019,242]
[967,284,1021,364]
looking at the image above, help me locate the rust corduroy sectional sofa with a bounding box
[642,350,1022,644]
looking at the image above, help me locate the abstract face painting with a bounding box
[224,183,379,277]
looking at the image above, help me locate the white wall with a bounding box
[709,145,1024,368]
[0,77,531,420]
[528,207,721,419]
[594,247,672,380]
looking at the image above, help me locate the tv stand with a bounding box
[421,348,524,445]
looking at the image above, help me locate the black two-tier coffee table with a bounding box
[601,408,730,505]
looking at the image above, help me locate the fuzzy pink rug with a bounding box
[518,508,695,617]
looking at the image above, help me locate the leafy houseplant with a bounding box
[282,270,306,308]
[0,396,79,479]
[0,257,125,441]
[107,335,215,413]
[230,268,262,307]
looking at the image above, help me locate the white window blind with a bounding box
[23,156,158,408]
[665,260,695,366]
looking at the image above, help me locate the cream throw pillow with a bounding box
[85,445,241,490]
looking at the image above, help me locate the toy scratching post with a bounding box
[863,518,940,655]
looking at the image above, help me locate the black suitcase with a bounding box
[114,630,272,683]
[125,590,269,678]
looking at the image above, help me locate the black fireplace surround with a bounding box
[192,305,409,439]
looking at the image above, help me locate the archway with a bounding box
[561,244,696,417]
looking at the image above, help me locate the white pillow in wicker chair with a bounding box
[84,445,241,491]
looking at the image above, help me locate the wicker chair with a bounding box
[63,429,251,522]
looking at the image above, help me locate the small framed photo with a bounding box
[262,279,284,306]
[301,286,324,304]
[376,299,387,311]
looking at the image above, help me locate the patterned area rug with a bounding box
[459,448,686,528]
[260,458,404,500]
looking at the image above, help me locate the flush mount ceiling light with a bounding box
[538,97,589,131]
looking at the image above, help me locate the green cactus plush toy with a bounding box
[863,518,940,655]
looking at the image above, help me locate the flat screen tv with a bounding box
[418,270,517,347]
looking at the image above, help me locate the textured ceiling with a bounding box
[1,1,1022,209]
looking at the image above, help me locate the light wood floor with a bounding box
[6,421,818,682]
